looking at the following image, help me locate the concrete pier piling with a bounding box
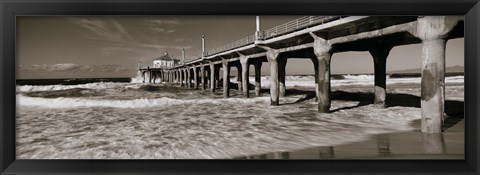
[310,33,332,113]
[416,16,459,133]
[152,72,156,83]
[254,62,262,97]
[310,58,319,102]
[164,71,167,82]
[176,71,179,83]
[369,43,392,108]
[205,67,210,90]
[420,39,446,133]
[148,71,152,83]
[185,70,188,86]
[222,59,230,98]
[187,68,191,88]
[160,71,163,82]
[173,71,176,83]
[279,58,287,97]
[194,66,199,89]
[210,63,216,93]
[167,71,170,82]
[240,57,250,97]
[200,65,206,90]
[263,48,281,106]
[180,70,184,86]
[236,65,243,94]
[164,71,167,83]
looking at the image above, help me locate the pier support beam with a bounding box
[236,65,243,94]
[415,16,459,133]
[201,65,206,91]
[254,62,262,97]
[176,71,179,83]
[420,38,446,133]
[369,42,393,108]
[216,66,221,90]
[178,70,181,86]
[174,71,176,82]
[164,71,167,83]
[310,33,333,113]
[160,71,164,82]
[309,58,319,102]
[260,46,281,105]
[240,56,250,97]
[194,66,199,89]
[188,69,191,88]
[153,72,157,84]
[205,68,210,89]
[168,71,170,82]
[210,63,216,93]
[167,71,170,83]
[222,59,230,98]
[183,69,186,87]
[149,71,152,83]
[269,52,280,105]
[279,58,287,97]
[180,70,184,86]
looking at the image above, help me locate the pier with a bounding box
[139,16,464,133]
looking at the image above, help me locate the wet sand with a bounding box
[236,119,464,159]
[235,82,464,160]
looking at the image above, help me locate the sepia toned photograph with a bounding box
[16,16,464,159]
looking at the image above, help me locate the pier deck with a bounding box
[139,16,464,133]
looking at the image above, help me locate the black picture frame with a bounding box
[1,0,479,174]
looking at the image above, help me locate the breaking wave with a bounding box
[17,95,270,109]
[17,75,464,94]
[17,82,143,93]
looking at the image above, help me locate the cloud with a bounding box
[174,38,193,42]
[143,18,180,34]
[19,63,135,73]
[75,18,133,43]
[145,19,180,26]
[69,17,190,57]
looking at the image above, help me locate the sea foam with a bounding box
[17,94,270,109]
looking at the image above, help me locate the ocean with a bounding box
[15,73,465,159]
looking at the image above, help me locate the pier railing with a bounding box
[207,34,256,56]
[205,16,343,57]
[262,16,341,39]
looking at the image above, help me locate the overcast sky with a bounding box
[17,16,464,79]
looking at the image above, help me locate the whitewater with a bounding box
[15,75,464,159]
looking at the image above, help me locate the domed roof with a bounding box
[154,51,180,61]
